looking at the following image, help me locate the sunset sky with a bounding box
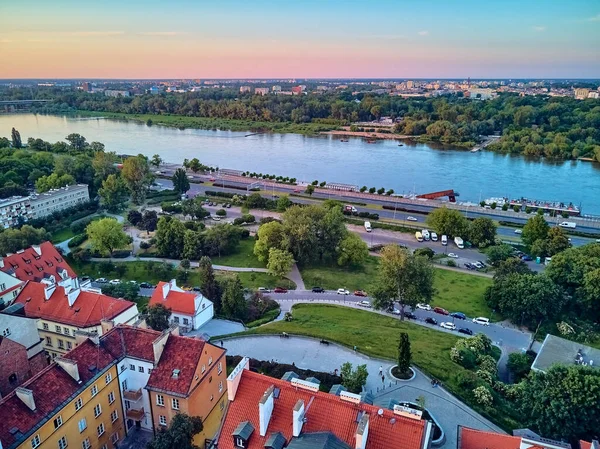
[1,0,599,79]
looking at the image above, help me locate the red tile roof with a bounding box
[146,334,210,396]
[458,427,520,449]
[100,325,161,362]
[1,242,76,283]
[150,281,197,315]
[217,370,426,449]
[14,281,136,328]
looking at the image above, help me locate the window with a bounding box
[108,391,115,404]
[75,398,83,411]
[105,373,112,384]
[120,364,125,372]
[97,423,105,436]
[2,327,10,337]
[121,379,127,391]
[58,339,64,349]
[201,364,206,374]
[219,381,223,393]
[220,400,224,411]
[218,362,222,375]
[43,323,49,330]
[156,394,164,406]
[53,415,63,429]
[129,364,135,370]
[31,434,41,449]
[236,437,245,448]
[111,410,118,423]
[138,366,144,373]
[0,283,4,290]
[94,404,102,417]
[58,436,68,449]
[124,400,131,410]
[90,385,98,397]
[101,445,108,449]
[78,418,87,432]
[110,433,119,444]
[173,316,179,324]
[183,318,189,325]
[208,356,213,365]
[171,398,179,410]
[148,368,153,375]
[46,336,52,346]
[159,415,167,426]
[63,328,70,336]
[12,290,18,298]
[209,376,213,383]
[210,394,214,401]
[82,438,91,449]
[67,341,72,350]
[55,325,61,333]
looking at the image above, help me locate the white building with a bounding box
[0,196,31,229]
[254,87,269,96]
[271,85,282,92]
[0,270,25,307]
[468,88,497,100]
[104,90,130,97]
[149,280,214,332]
[239,86,251,93]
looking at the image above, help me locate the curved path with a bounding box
[221,335,505,447]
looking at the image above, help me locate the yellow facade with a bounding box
[39,319,84,358]
[15,364,126,449]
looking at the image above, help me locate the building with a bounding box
[150,280,214,332]
[14,278,139,358]
[291,86,304,95]
[104,90,130,98]
[531,334,600,373]
[574,88,590,100]
[0,196,31,229]
[467,88,496,100]
[0,304,48,397]
[1,241,77,284]
[0,270,25,307]
[215,358,432,449]
[240,86,251,93]
[80,82,92,92]
[254,88,270,96]
[588,91,599,99]
[28,185,90,220]
[457,426,597,449]
[271,85,282,92]
[406,80,414,89]
[149,86,160,95]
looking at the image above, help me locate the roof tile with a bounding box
[1,242,76,283]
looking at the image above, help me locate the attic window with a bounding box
[55,256,63,262]
[22,257,31,264]
[34,254,40,260]
[37,266,43,272]
[45,261,53,267]
[10,263,18,269]
[25,270,33,276]
[172,369,180,379]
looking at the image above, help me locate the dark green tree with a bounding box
[305,184,315,196]
[172,168,190,195]
[65,133,88,152]
[127,210,143,226]
[521,215,549,248]
[397,333,411,376]
[468,217,497,247]
[11,128,22,148]
[198,256,221,311]
[147,413,203,449]
[145,304,172,331]
[220,275,247,320]
[155,216,185,258]
[340,362,368,394]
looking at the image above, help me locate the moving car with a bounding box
[337,288,350,295]
[404,311,417,320]
[433,307,449,315]
[139,282,154,289]
[407,216,418,221]
[472,317,490,326]
[212,215,221,221]
[358,300,371,308]
[96,278,108,284]
[273,287,288,293]
[514,229,523,234]
[477,260,487,268]
[354,290,368,297]
[258,287,271,293]
[458,327,474,335]
[521,255,533,261]
[364,221,372,232]
[448,253,459,258]
[450,312,466,320]
[425,317,438,325]
[416,303,432,311]
[312,287,325,293]
[109,279,120,285]
[440,322,456,330]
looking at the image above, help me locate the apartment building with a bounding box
[28,184,89,220]
[240,86,251,93]
[457,426,597,449]
[0,196,31,229]
[215,358,432,449]
[0,270,25,307]
[254,88,269,96]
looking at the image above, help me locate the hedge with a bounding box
[67,233,87,248]
[205,190,236,199]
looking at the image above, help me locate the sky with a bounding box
[0,0,599,79]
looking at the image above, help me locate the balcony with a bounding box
[126,407,145,421]
[123,388,143,402]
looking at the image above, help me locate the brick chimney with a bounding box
[152,331,170,364]
[56,357,81,383]
[355,413,369,449]
[16,387,36,411]
[292,399,305,437]
[258,386,275,436]
[227,357,249,401]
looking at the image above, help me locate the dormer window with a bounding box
[45,261,53,267]
[34,254,41,260]
[232,421,254,449]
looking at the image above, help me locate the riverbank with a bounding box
[76,110,339,135]
[321,130,414,141]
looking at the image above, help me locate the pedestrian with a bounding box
[220,340,223,347]
[381,374,385,384]
[353,345,357,352]
[378,365,383,376]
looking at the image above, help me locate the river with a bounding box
[2,114,599,214]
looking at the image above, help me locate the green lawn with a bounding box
[50,227,77,244]
[299,256,379,292]
[232,303,521,431]
[210,239,266,268]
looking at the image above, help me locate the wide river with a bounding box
[2,114,599,214]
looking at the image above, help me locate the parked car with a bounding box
[139,282,154,289]
[433,307,449,315]
[358,300,371,308]
[312,287,325,293]
[273,287,288,293]
[407,216,418,221]
[514,229,523,234]
[212,216,221,221]
[425,317,438,325]
[95,277,108,284]
[458,327,474,335]
[404,311,417,320]
[521,255,533,261]
[464,262,474,270]
[337,288,350,295]
[448,253,459,258]
[440,322,456,330]
[354,290,367,297]
[431,232,438,242]
[109,279,121,285]
[80,276,91,282]
[192,287,202,292]
[258,287,271,293]
[389,308,401,315]
[450,312,466,320]
[472,262,484,269]
[472,317,490,326]
[477,261,487,268]
[416,303,432,311]
[226,203,232,208]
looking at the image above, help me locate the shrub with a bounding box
[111,249,131,258]
[455,371,479,389]
[205,190,236,199]
[472,386,493,406]
[139,241,151,250]
[180,259,191,269]
[446,260,457,267]
[215,209,227,217]
[502,203,509,211]
[161,202,183,214]
[240,229,250,239]
[414,247,435,259]
[68,233,87,248]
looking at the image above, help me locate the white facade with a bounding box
[0,197,31,229]
[117,357,153,430]
[29,184,90,220]
[0,310,44,360]
[0,271,24,307]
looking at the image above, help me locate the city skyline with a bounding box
[0,0,599,79]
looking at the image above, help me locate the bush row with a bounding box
[205,190,236,199]
[67,233,87,248]
[342,210,380,220]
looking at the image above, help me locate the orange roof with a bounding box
[217,369,426,449]
[149,281,198,315]
[14,281,136,328]
[1,241,76,283]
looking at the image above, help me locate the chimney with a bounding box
[292,399,305,437]
[16,387,36,411]
[162,282,171,299]
[0,259,4,269]
[67,287,81,307]
[44,283,56,300]
[355,413,369,449]
[32,245,42,256]
[258,386,275,436]
[56,357,81,383]
[100,319,114,334]
[227,357,249,401]
[152,331,170,364]
[74,330,100,346]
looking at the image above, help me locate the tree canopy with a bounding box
[86,218,129,256]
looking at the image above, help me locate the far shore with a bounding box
[320,130,414,140]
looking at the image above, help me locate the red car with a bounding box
[433,307,449,315]
[354,290,368,297]
[273,287,288,293]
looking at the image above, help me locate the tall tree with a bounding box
[65,133,88,153]
[140,210,158,233]
[35,173,76,192]
[266,248,294,278]
[155,216,185,258]
[337,232,369,266]
[425,207,469,238]
[146,304,172,331]
[198,256,221,311]
[98,174,128,211]
[372,245,435,318]
[546,226,571,256]
[254,220,285,262]
[340,362,368,394]
[522,215,550,248]
[147,413,203,449]
[86,218,129,256]
[172,168,190,195]
[220,275,247,320]
[121,155,153,204]
[468,217,497,248]
[92,151,118,181]
[397,332,412,376]
[151,154,163,168]
[11,128,22,149]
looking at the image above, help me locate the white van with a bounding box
[431,232,438,242]
[472,317,490,326]
[364,221,372,232]
[415,232,423,242]
[422,230,430,241]
[441,235,448,246]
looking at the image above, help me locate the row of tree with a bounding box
[425,207,497,247]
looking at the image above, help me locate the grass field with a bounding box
[210,239,265,268]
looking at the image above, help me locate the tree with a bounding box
[377,187,385,195]
[359,186,367,192]
[397,333,412,376]
[86,218,129,256]
[146,304,172,331]
[140,210,159,233]
[413,247,435,259]
[372,245,434,318]
[11,128,22,148]
[203,224,241,257]
[276,195,292,211]
[172,168,190,195]
[182,230,204,261]
[89,141,105,153]
[518,365,600,442]
[305,184,315,196]
[147,413,203,449]
[181,197,209,220]
[337,232,368,266]
[468,217,496,247]
[0,226,50,255]
[151,154,163,168]
[426,207,469,238]
[121,155,153,204]
[198,257,222,311]
[91,151,118,181]
[65,133,88,152]
[506,352,533,382]
[127,210,142,226]
[98,174,128,211]
[254,221,286,262]
[35,173,76,192]
[493,257,532,279]
[266,248,294,278]
[340,362,368,394]
[546,226,571,256]
[486,244,514,266]
[368,187,376,194]
[521,215,549,248]
[220,275,247,320]
[155,217,186,258]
